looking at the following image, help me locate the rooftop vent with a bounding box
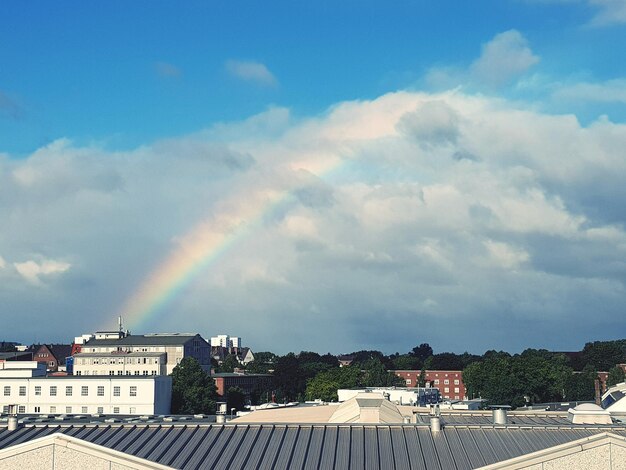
[490,405,511,425]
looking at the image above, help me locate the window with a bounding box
[97,407,104,414]
[113,407,120,414]
[18,406,25,413]
[109,371,115,376]
[434,379,439,385]
[113,386,120,397]
[143,370,148,375]
[19,386,26,396]
[76,371,82,376]
[130,386,137,397]
[3,386,10,396]
[35,386,42,396]
[50,406,56,413]
[129,407,136,414]
[34,406,41,413]
[406,379,412,385]
[97,386,104,396]
[454,379,460,385]
[151,371,157,375]
[444,379,449,385]
[117,370,123,375]
[81,406,88,414]
[444,387,449,393]
[454,387,460,393]
[66,406,72,413]
[65,386,72,397]
[80,386,88,396]
[50,386,57,396]
[134,371,139,375]
[126,371,131,375]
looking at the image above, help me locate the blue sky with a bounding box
[2,1,626,155]
[1,1,626,353]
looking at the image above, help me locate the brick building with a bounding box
[33,345,72,373]
[393,370,468,400]
[212,372,273,400]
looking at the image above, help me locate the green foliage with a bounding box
[564,365,597,401]
[171,357,218,414]
[226,386,247,412]
[607,366,625,387]
[361,358,404,387]
[411,343,433,361]
[305,366,361,401]
[462,349,574,407]
[391,354,420,370]
[245,351,277,374]
[582,340,626,371]
[219,354,240,373]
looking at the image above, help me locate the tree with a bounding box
[226,386,247,412]
[306,366,360,402]
[171,357,218,414]
[581,340,626,371]
[219,354,240,373]
[411,343,433,362]
[564,365,596,401]
[607,366,625,387]
[391,354,420,370]
[361,358,405,388]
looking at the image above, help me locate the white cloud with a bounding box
[552,79,626,103]
[14,258,71,285]
[470,30,540,87]
[3,89,626,352]
[225,60,278,87]
[426,30,539,90]
[525,0,626,26]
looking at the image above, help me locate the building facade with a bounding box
[393,369,468,400]
[81,333,211,375]
[0,361,171,415]
[33,344,72,372]
[73,352,167,376]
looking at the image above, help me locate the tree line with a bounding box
[169,339,626,413]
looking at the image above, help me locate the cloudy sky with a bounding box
[2,1,626,354]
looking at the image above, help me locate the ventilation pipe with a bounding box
[491,406,510,425]
[7,405,19,431]
[216,402,227,424]
[430,416,441,432]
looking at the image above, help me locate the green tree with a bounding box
[391,354,420,370]
[361,358,405,388]
[582,340,626,371]
[564,365,597,401]
[607,366,625,387]
[219,354,240,373]
[226,386,247,412]
[305,366,361,402]
[170,357,218,414]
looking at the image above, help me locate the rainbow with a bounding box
[114,153,343,332]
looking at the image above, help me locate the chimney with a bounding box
[594,377,602,405]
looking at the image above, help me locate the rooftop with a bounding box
[0,421,625,469]
[84,334,202,347]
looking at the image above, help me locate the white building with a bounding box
[210,335,241,351]
[73,352,167,376]
[81,333,211,375]
[0,361,171,415]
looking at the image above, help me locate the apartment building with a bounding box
[393,369,468,400]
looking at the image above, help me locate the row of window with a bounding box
[3,385,137,397]
[78,357,160,365]
[2,405,137,414]
[76,370,157,376]
[443,387,461,393]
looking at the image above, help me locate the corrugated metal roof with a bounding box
[0,423,625,469]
